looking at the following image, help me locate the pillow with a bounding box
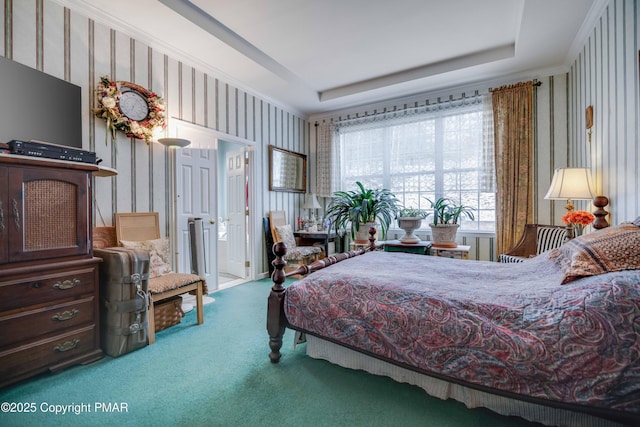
[274,224,297,249]
[120,238,173,278]
[548,223,640,284]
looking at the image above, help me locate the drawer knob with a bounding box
[54,339,80,352]
[53,279,80,290]
[52,309,79,321]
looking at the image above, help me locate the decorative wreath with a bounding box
[93,76,166,144]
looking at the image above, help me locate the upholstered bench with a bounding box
[146,271,204,343]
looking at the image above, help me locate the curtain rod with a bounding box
[489,79,542,92]
[320,90,483,126]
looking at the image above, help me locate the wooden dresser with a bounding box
[0,155,102,388]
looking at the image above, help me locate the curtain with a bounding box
[492,81,535,256]
[316,120,339,197]
[480,94,495,192]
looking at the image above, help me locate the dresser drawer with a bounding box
[0,267,96,312]
[0,325,97,383]
[0,297,95,348]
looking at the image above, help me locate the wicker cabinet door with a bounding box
[7,165,90,262]
[0,166,7,264]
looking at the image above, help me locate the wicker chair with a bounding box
[498,224,567,263]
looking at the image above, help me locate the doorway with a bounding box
[217,140,250,289]
[172,122,254,292]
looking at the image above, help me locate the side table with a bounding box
[429,244,470,260]
[295,230,340,256]
[382,240,431,255]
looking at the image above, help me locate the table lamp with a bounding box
[302,193,322,230]
[544,168,596,238]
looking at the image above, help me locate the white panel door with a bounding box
[225,148,247,278]
[174,126,217,289]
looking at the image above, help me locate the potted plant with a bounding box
[428,197,475,248]
[396,207,428,244]
[325,181,399,244]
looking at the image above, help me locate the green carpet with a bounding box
[0,279,538,427]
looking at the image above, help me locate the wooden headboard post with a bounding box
[267,227,377,363]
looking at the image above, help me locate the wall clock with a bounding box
[94,76,165,144]
[119,86,149,121]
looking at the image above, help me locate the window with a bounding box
[336,102,495,232]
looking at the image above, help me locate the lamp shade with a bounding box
[544,168,596,200]
[302,193,321,210]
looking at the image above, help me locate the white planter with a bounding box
[429,224,459,248]
[354,221,378,244]
[397,217,423,243]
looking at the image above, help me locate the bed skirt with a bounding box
[302,335,624,427]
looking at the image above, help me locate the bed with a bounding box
[266,223,640,426]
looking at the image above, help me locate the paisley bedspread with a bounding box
[283,251,640,414]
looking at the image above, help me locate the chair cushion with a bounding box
[548,223,640,284]
[120,238,173,278]
[536,226,567,254]
[274,224,298,249]
[284,245,322,261]
[148,273,204,294]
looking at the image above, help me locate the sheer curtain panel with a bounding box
[333,93,496,232]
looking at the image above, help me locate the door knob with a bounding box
[209,219,216,224]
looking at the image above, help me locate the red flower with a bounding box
[561,210,595,226]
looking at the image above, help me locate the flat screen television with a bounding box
[0,55,82,148]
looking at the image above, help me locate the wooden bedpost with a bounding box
[368,226,377,251]
[267,242,288,363]
[267,227,377,363]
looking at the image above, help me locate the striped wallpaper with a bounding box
[2,0,309,275]
[3,0,635,268]
[568,0,640,225]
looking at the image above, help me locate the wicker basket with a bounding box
[154,296,184,332]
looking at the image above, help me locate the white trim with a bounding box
[52,0,307,118]
[566,0,610,65]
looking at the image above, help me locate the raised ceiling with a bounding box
[69,0,600,116]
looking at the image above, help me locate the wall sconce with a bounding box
[585,105,593,143]
[159,138,191,148]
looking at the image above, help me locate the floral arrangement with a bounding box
[562,209,595,236]
[93,76,165,144]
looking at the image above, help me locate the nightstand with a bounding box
[294,230,345,255]
[382,240,431,255]
[429,245,470,259]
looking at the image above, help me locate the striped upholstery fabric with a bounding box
[536,226,567,254]
[498,224,568,263]
[498,253,526,263]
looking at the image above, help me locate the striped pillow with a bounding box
[536,226,567,254]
